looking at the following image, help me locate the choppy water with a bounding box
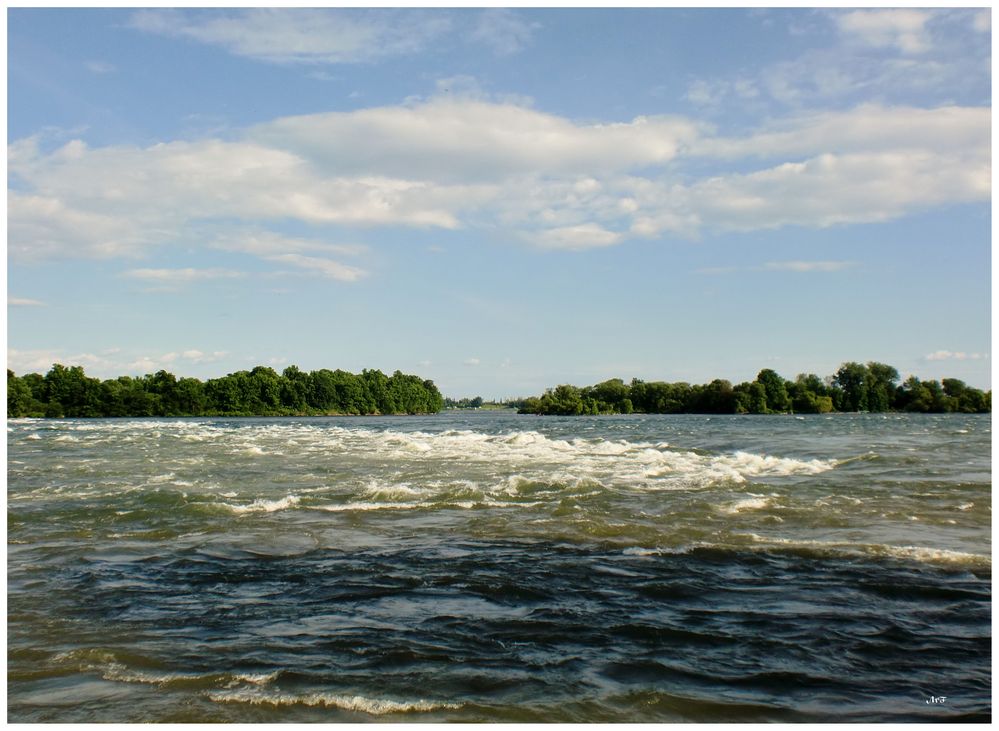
[7,412,991,722]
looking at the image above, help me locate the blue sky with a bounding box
[7,7,992,397]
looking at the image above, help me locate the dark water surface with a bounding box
[7,412,991,721]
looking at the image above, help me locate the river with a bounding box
[7,412,991,721]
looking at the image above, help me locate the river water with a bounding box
[7,412,991,721]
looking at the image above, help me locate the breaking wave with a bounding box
[205,689,461,714]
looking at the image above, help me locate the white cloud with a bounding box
[532,223,623,251]
[8,297,45,306]
[692,105,989,161]
[925,350,988,362]
[8,191,146,260]
[85,60,116,74]
[761,260,853,272]
[463,357,481,366]
[686,10,985,113]
[836,9,933,54]
[129,8,453,65]
[123,268,246,283]
[249,99,700,183]
[264,253,367,282]
[212,230,367,258]
[469,9,539,55]
[7,99,989,263]
[7,348,117,375]
[697,261,853,275]
[7,347,231,378]
[685,148,988,234]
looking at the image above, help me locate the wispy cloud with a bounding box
[924,350,988,362]
[469,9,539,56]
[835,9,933,54]
[85,60,116,74]
[123,268,246,283]
[686,9,985,113]
[463,357,481,366]
[761,260,854,272]
[698,261,854,274]
[532,223,623,251]
[212,230,367,258]
[128,8,453,65]
[265,253,367,282]
[8,296,45,306]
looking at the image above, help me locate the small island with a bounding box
[6,365,444,418]
[517,362,991,415]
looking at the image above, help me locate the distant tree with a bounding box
[7,371,36,417]
[755,369,791,413]
[834,362,869,412]
[865,362,899,412]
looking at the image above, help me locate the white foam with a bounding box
[741,533,990,568]
[718,496,772,514]
[223,495,301,514]
[312,501,424,512]
[205,689,461,714]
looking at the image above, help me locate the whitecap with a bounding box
[223,495,301,514]
[718,496,772,514]
[741,533,990,569]
[205,689,461,714]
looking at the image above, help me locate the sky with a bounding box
[6,6,992,398]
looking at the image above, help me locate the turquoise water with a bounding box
[7,412,991,721]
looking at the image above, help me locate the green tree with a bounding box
[7,371,36,417]
[44,364,102,417]
[865,362,899,412]
[755,369,791,413]
[834,362,869,412]
[736,381,768,414]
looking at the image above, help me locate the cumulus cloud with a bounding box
[7,348,118,375]
[6,98,990,264]
[249,99,700,183]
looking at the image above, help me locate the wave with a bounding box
[51,648,283,691]
[221,495,301,514]
[717,495,773,514]
[9,420,839,494]
[205,688,461,714]
[739,533,990,569]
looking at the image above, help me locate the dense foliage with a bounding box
[7,364,444,418]
[517,362,991,415]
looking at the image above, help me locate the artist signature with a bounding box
[925,696,947,705]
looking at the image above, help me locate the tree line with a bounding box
[7,364,444,418]
[517,362,991,416]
